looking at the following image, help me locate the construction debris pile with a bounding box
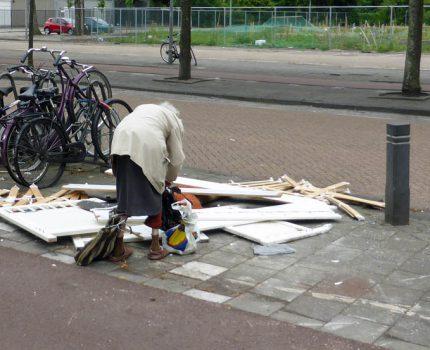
[0,174,384,253]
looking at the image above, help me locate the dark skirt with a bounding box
[113,155,162,217]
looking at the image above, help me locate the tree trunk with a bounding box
[75,0,85,35]
[179,0,192,80]
[28,0,35,66]
[402,0,424,95]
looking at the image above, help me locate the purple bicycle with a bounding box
[10,50,132,188]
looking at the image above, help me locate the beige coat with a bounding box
[111,103,185,194]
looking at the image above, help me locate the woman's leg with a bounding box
[145,212,169,260]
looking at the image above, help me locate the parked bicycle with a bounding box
[160,33,197,66]
[0,47,132,188]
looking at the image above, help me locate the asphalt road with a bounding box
[1,40,430,90]
[0,247,383,350]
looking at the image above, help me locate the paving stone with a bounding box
[164,252,204,266]
[170,261,227,281]
[332,233,383,250]
[246,254,296,271]
[349,248,409,276]
[400,257,430,276]
[12,240,50,255]
[197,250,249,268]
[380,234,428,253]
[222,262,277,285]
[0,229,33,243]
[296,254,352,274]
[347,225,398,242]
[183,289,231,303]
[315,243,364,261]
[384,270,430,291]
[220,239,254,257]
[342,300,403,326]
[284,294,348,322]
[0,238,22,249]
[270,310,324,329]
[196,276,253,297]
[408,301,430,320]
[144,273,199,293]
[41,252,75,265]
[0,222,16,232]
[53,247,78,257]
[205,232,237,245]
[127,258,177,279]
[107,269,149,284]
[227,293,285,316]
[252,278,306,302]
[274,265,328,289]
[310,274,374,299]
[388,316,430,347]
[364,284,424,308]
[375,336,430,350]
[322,315,389,343]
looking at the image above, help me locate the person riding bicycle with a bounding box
[109,102,185,262]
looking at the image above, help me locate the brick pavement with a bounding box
[113,90,430,211]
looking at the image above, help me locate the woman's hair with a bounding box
[160,101,180,116]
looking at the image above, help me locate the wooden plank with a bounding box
[15,188,34,206]
[1,186,20,206]
[29,185,45,203]
[331,193,385,209]
[37,189,70,204]
[0,189,10,197]
[307,182,350,198]
[326,196,365,221]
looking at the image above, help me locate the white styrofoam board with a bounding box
[91,208,147,225]
[174,176,330,206]
[63,183,281,198]
[0,202,104,242]
[194,204,341,222]
[224,222,333,245]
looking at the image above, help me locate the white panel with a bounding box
[224,222,333,245]
[0,202,103,242]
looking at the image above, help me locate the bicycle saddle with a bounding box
[0,86,13,98]
[37,87,58,99]
[18,85,37,101]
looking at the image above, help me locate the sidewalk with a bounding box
[0,167,429,350]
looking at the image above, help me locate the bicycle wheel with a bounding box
[73,104,95,157]
[91,99,132,163]
[160,43,177,64]
[86,68,112,99]
[2,122,22,184]
[14,118,67,188]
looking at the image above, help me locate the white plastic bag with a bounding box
[161,199,200,255]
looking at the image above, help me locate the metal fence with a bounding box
[1,6,429,51]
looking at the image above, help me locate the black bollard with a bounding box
[385,123,410,225]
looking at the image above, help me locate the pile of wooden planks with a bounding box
[229,175,385,221]
[0,185,89,207]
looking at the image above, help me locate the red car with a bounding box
[44,18,74,35]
